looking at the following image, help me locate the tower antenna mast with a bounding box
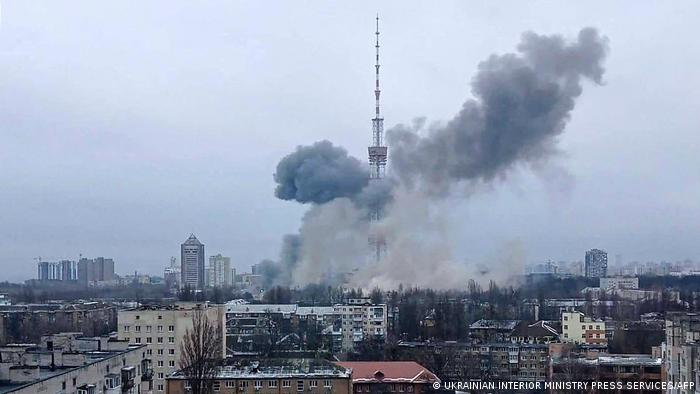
[368,14,388,262]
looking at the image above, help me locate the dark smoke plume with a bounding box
[387,28,608,194]
[274,140,368,204]
[263,28,608,289]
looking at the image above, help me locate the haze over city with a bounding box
[1,1,699,282]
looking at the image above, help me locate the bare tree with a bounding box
[179,308,223,394]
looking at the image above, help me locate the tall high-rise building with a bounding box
[37,260,77,281]
[77,257,115,285]
[208,254,232,287]
[585,249,608,278]
[181,234,205,289]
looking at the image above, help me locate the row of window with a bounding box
[132,336,176,344]
[182,379,334,391]
[354,384,414,392]
[123,325,175,332]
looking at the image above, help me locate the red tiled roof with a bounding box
[335,361,439,384]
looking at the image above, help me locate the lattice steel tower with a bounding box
[368,15,388,262]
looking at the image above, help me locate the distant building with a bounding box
[0,294,10,306]
[469,319,521,343]
[600,276,639,291]
[37,260,77,281]
[208,254,232,287]
[166,359,352,394]
[117,302,226,392]
[181,234,205,289]
[0,302,116,345]
[561,311,606,345]
[585,249,608,278]
[0,333,149,394]
[77,257,116,286]
[164,256,181,290]
[335,361,439,394]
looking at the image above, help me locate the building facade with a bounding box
[0,333,148,394]
[180,234,205,289]
[208,254,233,287]
[600,276,639,291]
[561,311,607,345]
[166,359,351,394]
[585,249,608,278]
[663,312,700,394]
[117,302,226,393]
[0,302,117,345]
[37,260,78,281]
[77,257,116,286]
[333,298,387,351]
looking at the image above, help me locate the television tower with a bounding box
[368,15,388,262]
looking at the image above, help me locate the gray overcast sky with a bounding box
[1,1,699,282]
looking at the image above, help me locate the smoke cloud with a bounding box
[263,28,608,289]
[388,28,607,194]
[274,140,369,204]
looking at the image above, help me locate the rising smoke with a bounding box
[265,28,609,289]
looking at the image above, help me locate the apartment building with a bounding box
[561,311,607,345]
[0,332,148,394]
[335,361,439,394]
[117,302,226,393]
[663,312,700,394]
[0,302,116,345]
[225,303,340,354]
[166,359,351,394]
[333,298,387,351]
[600,276,639,291]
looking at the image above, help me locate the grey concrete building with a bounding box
[180,234,205,289]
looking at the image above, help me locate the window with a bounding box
[168,337,175,343]
[563,315,568,321]
[563,325,568,329]
[146,349,152,355]
[310,380,318,388]
[157,325,163,332]
[123,325,130,332]
[146,325,152,333]
[297,380,304,391]
[136,315,140,320]
[213,381,221,391]
[157,337,163,343]
[269,380,278,388]
[158,373,164,379]
[135,326,141,332]
[157,349,163,355]
[135,337,141,344]
[169,349,175,355]
[169,360,175,367]
[157,360,164,367]
[255,380,263,389]
[324,379,331,387]
[168,325,175,332]
[146,337,152,344]
[158,315,162,319]
[240,381,248,387]
[225,381,235,388]
[283,380,291,388]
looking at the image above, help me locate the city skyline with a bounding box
[1,1,699,282]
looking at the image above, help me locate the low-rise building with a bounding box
[0,302,116,346]
[166,359,352,394]
[0,332,148,393]
[561,311,606,345]
[117,302,226,393]
[335,361,439,394]
[600,276,639,291]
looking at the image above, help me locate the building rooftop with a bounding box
[335,361,439,384]
[169,359,350,380]
[469,319,521,331]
